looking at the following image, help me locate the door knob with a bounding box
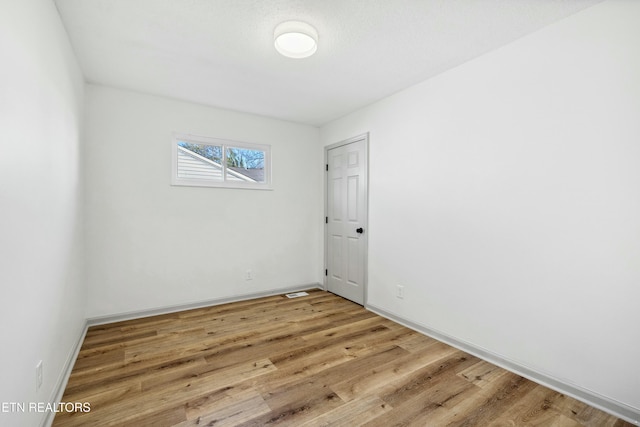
[356,227,364,234]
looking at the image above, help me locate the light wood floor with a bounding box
[54,290,631,426]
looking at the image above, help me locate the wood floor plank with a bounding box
[57,358,276,426]
[458,359,507,389]
[178,388,271,427]
[331,340,460,402]
[269,323,393,367]
[64,355,207,396]
[238,380,344,426]
[71,347,125,372]
[395,330,441,353]
[80,329,159,349]
[300,395,392,427]
[361,374,478,427]
[379,350,481,408]
[53,290,634,427]
[256,344,410,399]
[447,373,541,427]
[488,386,575,427]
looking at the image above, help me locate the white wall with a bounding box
[84,85,321,317]
[321,0,640,416]
[0,1,86,426]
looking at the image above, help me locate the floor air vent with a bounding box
[285,291,309,299]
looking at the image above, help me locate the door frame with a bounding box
[323,133,369,305]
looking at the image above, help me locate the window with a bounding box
[171,133,271,189]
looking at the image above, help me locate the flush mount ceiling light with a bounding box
[274,21,318,59]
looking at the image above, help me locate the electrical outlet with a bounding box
[36,360,43,391]
[396,285,404,299]
[245,269,253,281]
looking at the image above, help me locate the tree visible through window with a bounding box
[172,134,271,189]
[177,142,222,163]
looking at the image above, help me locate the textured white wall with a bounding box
[321,0,640,414]
[0,1,86,426]
[84,85,321,317]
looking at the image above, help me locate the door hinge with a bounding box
[325,216,328,224]
[325,164,328,171]
[325,269,328,276]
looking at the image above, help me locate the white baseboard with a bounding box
[366,303,639,426]
[86,283,323,326]
[41,322,88,427]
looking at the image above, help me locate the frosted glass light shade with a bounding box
[274,21,318,59]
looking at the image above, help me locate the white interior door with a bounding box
[326,135,368,305]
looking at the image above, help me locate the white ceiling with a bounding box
[54,0,602,126]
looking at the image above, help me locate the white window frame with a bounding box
[171,133,272,190]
